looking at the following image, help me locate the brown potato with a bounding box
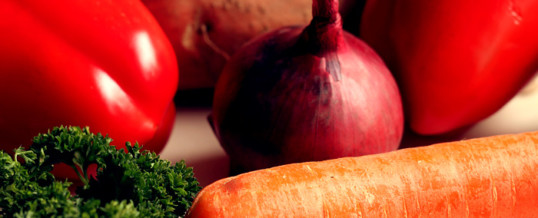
[142,0,312,89]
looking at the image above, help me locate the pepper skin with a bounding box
[360,0,538,135]
[0,0,178,153]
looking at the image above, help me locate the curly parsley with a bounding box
[0,126,200,217]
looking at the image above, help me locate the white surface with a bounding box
[463,74,538,138]
[159,108,228,187]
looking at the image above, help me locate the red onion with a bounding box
[211,0,404,173]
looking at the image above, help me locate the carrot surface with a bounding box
[186,131,538,217]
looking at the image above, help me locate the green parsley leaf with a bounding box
[0,126,201,217]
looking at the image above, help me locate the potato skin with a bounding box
[142,0,312,89]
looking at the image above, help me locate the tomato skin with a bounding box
[0,1,178,153]
[360,0,538,135]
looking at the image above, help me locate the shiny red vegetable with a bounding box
[360,0,538,135]
[0,1,178,153]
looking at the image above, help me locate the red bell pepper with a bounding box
[360,0,538,135]
[0,1,178,153]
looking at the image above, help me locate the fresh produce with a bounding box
[360,0,538,135]
[211,0,403,173]
[0,0,178,154]
[141,0,312,89]
[187,131,538,217]
[0,126,200,217]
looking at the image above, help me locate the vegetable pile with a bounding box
[0,126,200,217]
[2,0,538,216]
[187,131,538,217]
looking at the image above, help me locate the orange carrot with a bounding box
[186,131,538,217]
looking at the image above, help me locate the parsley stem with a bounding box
[70,164,88,186]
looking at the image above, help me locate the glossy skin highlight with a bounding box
[0,0,178,153]
[360,0,538,135]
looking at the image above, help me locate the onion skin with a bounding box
[212,0,403,173]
